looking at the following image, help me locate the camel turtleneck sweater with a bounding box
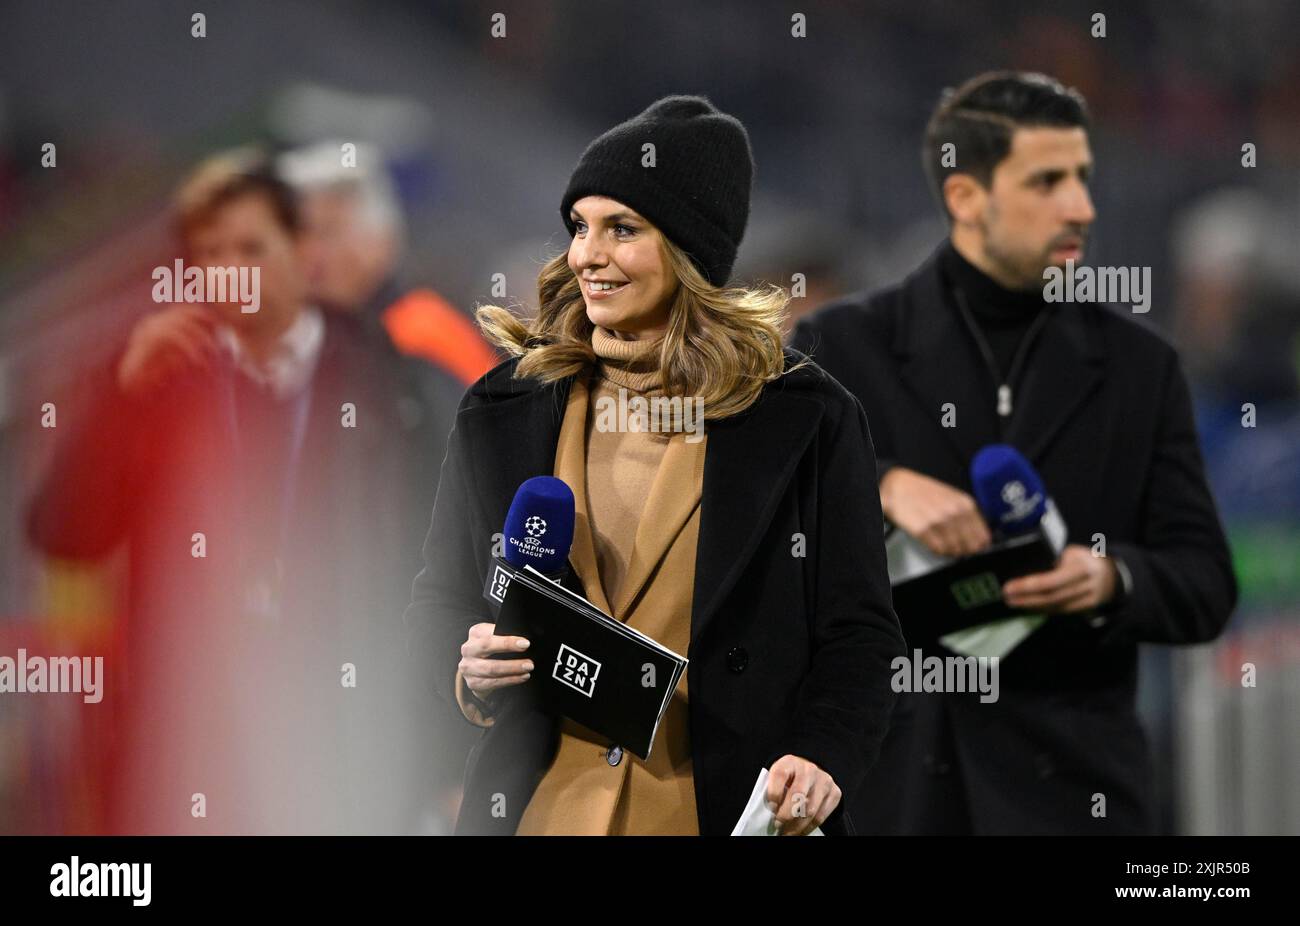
[520,325,705,835]
[583,325,674,609]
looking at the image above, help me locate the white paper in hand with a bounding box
[730,767,825,836]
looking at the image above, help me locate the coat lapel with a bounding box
[553,374,708,621]
[613,429,705,619]
[894,250,1001,469]
[689,383,823,648]
[894,247,1106,469]
[1004,304,1105,463]
[552,374,614,615]
[460,371,580,590]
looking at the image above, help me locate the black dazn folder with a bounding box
[491,565,687,760]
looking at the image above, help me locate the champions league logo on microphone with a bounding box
[510,513,558,560]
[497,476,575,583]
[999,480,1043,526]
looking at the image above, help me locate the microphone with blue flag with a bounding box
[482,476,576,608]
[886,445,1066,650]
[969,444,1068,552]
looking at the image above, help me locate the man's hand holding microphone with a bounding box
[881,448,1119,613]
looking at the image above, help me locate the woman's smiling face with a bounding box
[567,195,679,340]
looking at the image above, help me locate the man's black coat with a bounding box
[791,246,1237,834]
[403,351,906,835]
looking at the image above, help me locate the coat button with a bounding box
[1035,752,1054,779]
[726,646,748,673]
[606,745,623,767]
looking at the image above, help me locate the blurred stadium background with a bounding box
[0,0,1295,834]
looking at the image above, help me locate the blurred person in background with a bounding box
[1169,188,1300,417]
[25,149,446,834]
[279,143,488,822]
[278,140,497,389]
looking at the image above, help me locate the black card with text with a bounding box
[490,563,687,760]
[891,532,1058,640]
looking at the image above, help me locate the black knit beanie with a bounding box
[560,95,754,287]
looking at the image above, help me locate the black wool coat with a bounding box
[404,350,906,835]
[791,246,1238,834]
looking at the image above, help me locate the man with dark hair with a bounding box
[922,72,1090,227]
[792,71,1236,834]
[27,149,447,834]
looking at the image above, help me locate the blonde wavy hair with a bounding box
[476,234,804,420]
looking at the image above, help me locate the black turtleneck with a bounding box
[938,240,1046,382]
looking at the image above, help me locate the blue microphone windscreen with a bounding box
[970,444,1048,535]
[502,476,576,574]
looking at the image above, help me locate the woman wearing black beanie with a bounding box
[405,95,904,835]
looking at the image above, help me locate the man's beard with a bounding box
[982,235,1044,291]
[984,229,1088,291]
